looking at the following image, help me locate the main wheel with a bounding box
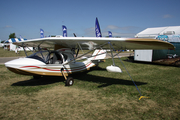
[65,77,74,86]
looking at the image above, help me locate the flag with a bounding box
[108,31,112,37]
[40,29,44,38]
[95,17,102,37]
[62,25,67,37]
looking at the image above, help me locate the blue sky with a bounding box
[0,0,180,40]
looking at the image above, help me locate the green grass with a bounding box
[0,47,32,57]
[0,56,180,119]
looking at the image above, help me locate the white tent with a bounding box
[134,26,180,62]
[135,26,180,38]
[5,38,33,51]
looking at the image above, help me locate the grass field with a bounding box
[0,47,32,57]
[0,55,180,119]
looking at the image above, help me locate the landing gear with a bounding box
[65,77,74,86]
[61,68,74,86]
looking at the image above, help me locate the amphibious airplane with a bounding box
[5,36,175,86]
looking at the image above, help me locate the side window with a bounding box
[48,53,54,64]
[62,53,68,61]
[52,52,63,64]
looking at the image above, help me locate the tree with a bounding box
[9,33,16,39]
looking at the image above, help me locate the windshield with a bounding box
[27,51,50,63]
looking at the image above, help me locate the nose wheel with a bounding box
[61,68,74,86]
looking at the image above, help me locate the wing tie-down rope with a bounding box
[108,42,150,100]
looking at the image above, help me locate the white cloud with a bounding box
[163,14,173,18]
[106,25,139,31]
[107,25,119,30]
[84,27,95,37]
[3,25,13,28]
[105,32,136,38]
[84,25,139,37]
[105,25,140,37]
[120,26,138,31]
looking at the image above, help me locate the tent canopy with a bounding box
[135,26,180,38]
[5,38,27,43]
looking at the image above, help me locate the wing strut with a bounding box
[109,42,115,66]
[21,43,34,57]
[23,47,28,57]
[76,49,79,58]
[108,42,150,100]
[73,33,84,56]
[77,42,84,55]
[63,42,109,65]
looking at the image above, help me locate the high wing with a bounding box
[13,37,175,50]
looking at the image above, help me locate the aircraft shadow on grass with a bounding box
[72,73,147,88]
[11,67,147,87]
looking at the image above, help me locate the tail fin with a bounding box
[89,49,106,60]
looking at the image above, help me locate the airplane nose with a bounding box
[5,58,46,67]
[5,58,46,76]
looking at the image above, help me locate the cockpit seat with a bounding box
[52,52,63,64]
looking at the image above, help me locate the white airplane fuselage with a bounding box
[5,48,101,77]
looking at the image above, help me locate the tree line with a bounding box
[9,33,16,39]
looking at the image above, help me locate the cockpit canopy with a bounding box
[27,48,74,64]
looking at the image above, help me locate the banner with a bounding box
[95,18,102,37]
[40,29,44,38]
[108,31,112,37]
[62,25,67,37]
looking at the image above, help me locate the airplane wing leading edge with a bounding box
[13,37,175,50]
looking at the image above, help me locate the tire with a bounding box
[65,77,74,86]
